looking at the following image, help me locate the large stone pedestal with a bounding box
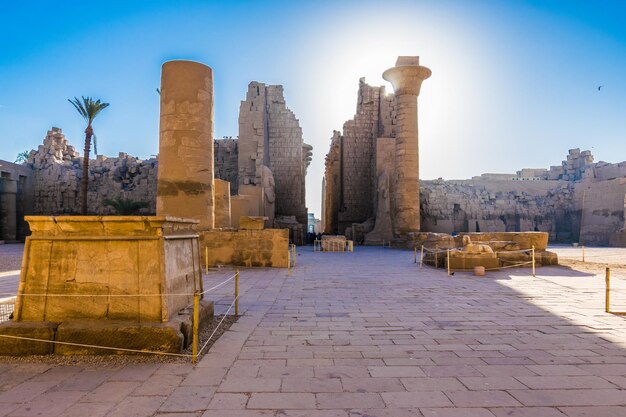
[0,216,213,355]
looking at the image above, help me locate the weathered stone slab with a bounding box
[202,229,289,268]
[458,232,548,250]
[0,321,56,355]
[55,321,184,355]
[239,216,265,230]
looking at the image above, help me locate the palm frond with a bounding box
[103,198,149,215]
[68,96,110,125]
[14,150,30,164]
[68,97,89,122]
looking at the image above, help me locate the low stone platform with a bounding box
[0,216,213,355]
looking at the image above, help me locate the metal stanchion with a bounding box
[532,245,536,277]
[287,249,291,276]
[235,269,239,316]
[435,245,439,269]
[420,245,424,269]
[447,249,451,276]
[414,247,417,264]
[606,267,611,313]
[192,292,200,364]
[205,247,209,275]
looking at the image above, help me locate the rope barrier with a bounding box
[421,247,449,254]
[560,253,626,259]
[1,269,241,362]
[197,294,239,356]
[0,273,238,299]
[0,333,193,357]
[200,273,238,295]
[494,249,534,255]
[422,247,535,255]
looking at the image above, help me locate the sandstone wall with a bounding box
[238,82,310,226]
[420,179,576,242]
[28,128,157,215]
[201,228,289,268]
[335,79,396,233]
[575,178,626,246]
[322,131,341,234]
[214,138,238,195]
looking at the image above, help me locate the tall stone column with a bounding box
[157,60,215,230]
[383,56,431,238]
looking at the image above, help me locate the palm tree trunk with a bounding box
[81,126,93,214]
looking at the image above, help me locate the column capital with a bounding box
[383,56,431,96]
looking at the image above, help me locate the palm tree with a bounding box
[14,150,30,164]
[103,197,149,215]
[68,96,109,214]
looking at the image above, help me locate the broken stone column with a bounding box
[0,178,17,241]
[157,60,215,230]
[383,56,431,238]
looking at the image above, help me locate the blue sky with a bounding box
[1,0,625,216]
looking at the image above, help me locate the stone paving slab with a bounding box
[1,246,626,416]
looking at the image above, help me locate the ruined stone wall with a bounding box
[575,178,626,246]
[323,75,626,247]
[420,179,576,243]
[337,79,395,232]
[323,131,342,234]
[28,128,157,215]
[266,85,307,223]
[214,138,238,195]
[238,82,310,226]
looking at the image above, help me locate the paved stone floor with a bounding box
[2,245,626,416]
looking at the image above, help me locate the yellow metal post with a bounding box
[235,269,239,316]
[532,245,536,277]
[192,292,200,364]
[606,267,611,313]
[205,247,208,275]
[582,245,585,262]
[420,245,424,269]
[447,249,451,276]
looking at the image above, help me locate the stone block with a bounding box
[448,252,500,271]
[0,321,57,355]
[202,228,289,268]
[459,232,548,250]
[55,320,185,355]
[239,216,265,230]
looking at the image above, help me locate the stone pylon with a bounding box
[383,56,431,238]
[157,60,215,230]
